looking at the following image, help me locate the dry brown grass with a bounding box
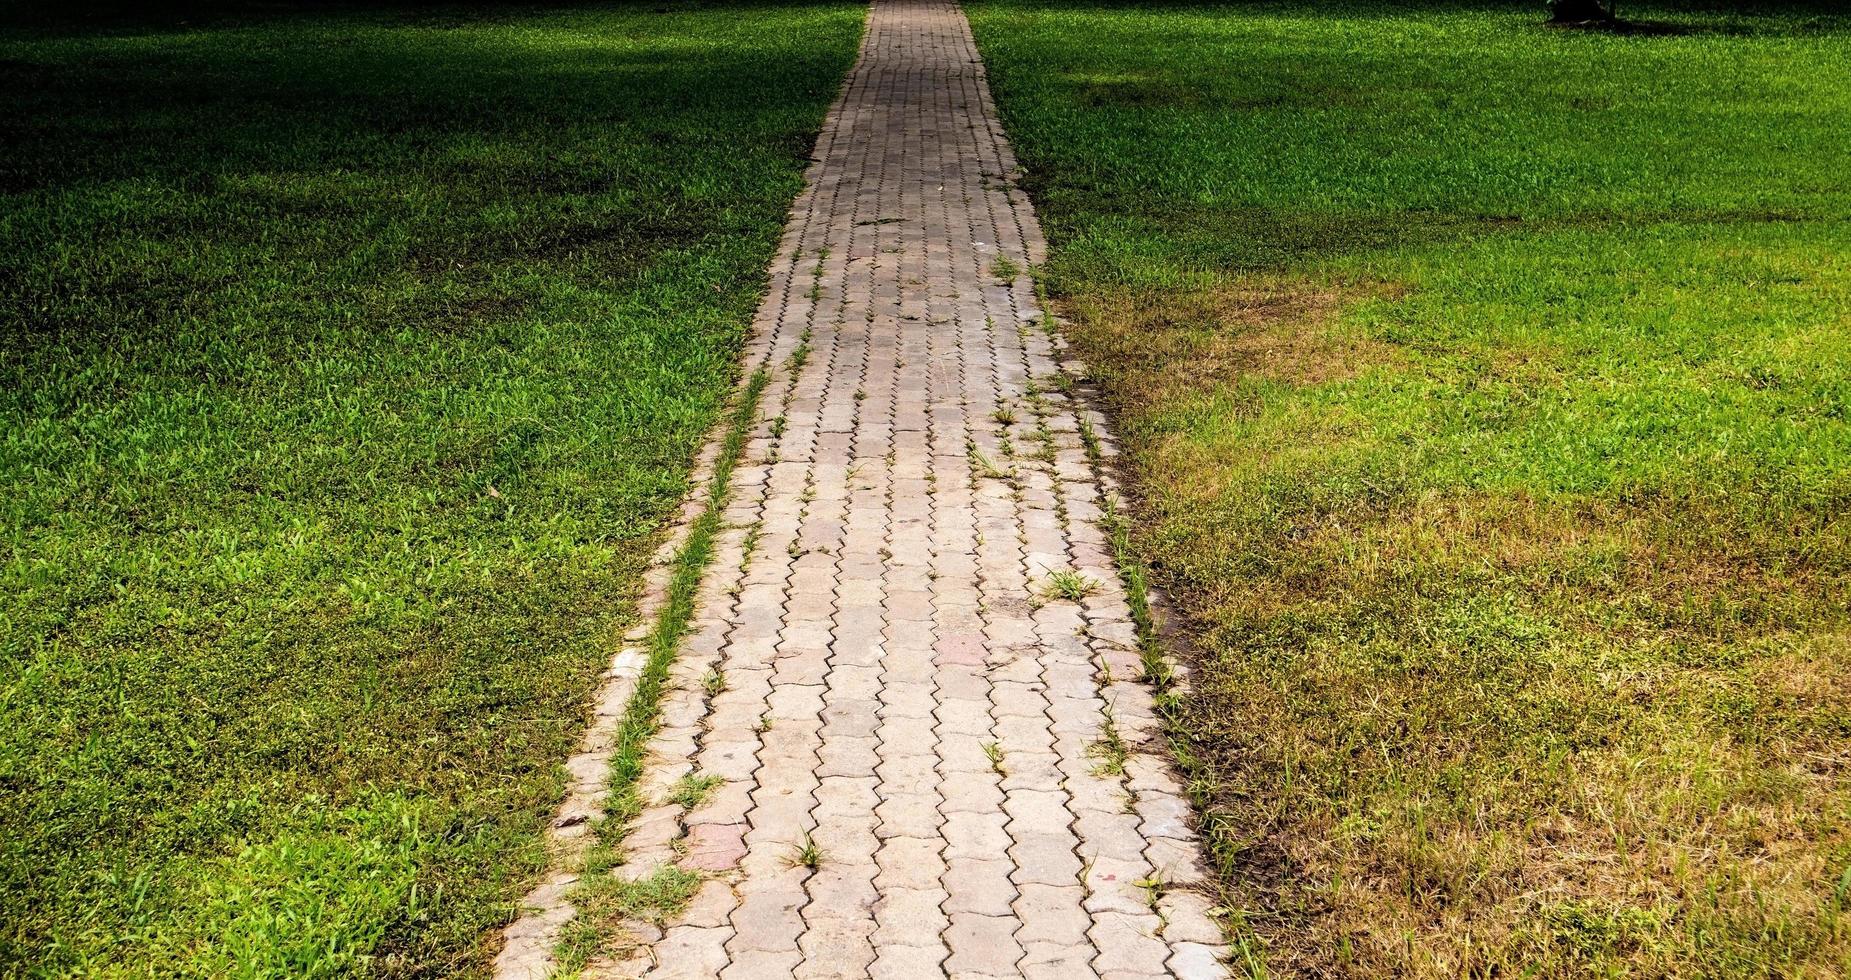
[1183,492,1850,977]
[1070,280,1404,401]
[1061,280,1851,977]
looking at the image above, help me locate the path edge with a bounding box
[491,7,875,972]
[493,369,771,980]
[1039,275,1257,965]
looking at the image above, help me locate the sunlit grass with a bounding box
[970,0,1851,974]
[0,0,861,973]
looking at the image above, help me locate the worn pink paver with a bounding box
[502,0,1231,977]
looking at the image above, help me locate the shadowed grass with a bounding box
[0,0,861,974]
[970,0,1851,975]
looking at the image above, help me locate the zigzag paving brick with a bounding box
[549,0,1230,975]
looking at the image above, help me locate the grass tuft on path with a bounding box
[970,0,1851,975]
[0,0,861,973]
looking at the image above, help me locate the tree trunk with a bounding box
[1549,0,1613,22]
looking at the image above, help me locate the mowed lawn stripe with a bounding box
[0,1,861,974]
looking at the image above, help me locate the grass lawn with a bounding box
[0,0,861,973]
[968,0,1851,974]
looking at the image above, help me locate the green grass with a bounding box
[1040,569,1101,602]
[789,832,824,871]
[665,772,724,811]
[968,0,1851,975]
[552,865,703,976]
[0,0,861,973]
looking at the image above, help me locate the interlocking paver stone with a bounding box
[497,0,1231,976]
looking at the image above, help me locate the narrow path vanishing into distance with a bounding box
[499,0,1230,975]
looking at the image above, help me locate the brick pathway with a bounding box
[503,1,1228,977]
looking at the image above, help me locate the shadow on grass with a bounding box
[13,0,1848,36]
[2,0,853,336]
[3,3,846,167]
[0,0,840,35]
[973,0,1851,33]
